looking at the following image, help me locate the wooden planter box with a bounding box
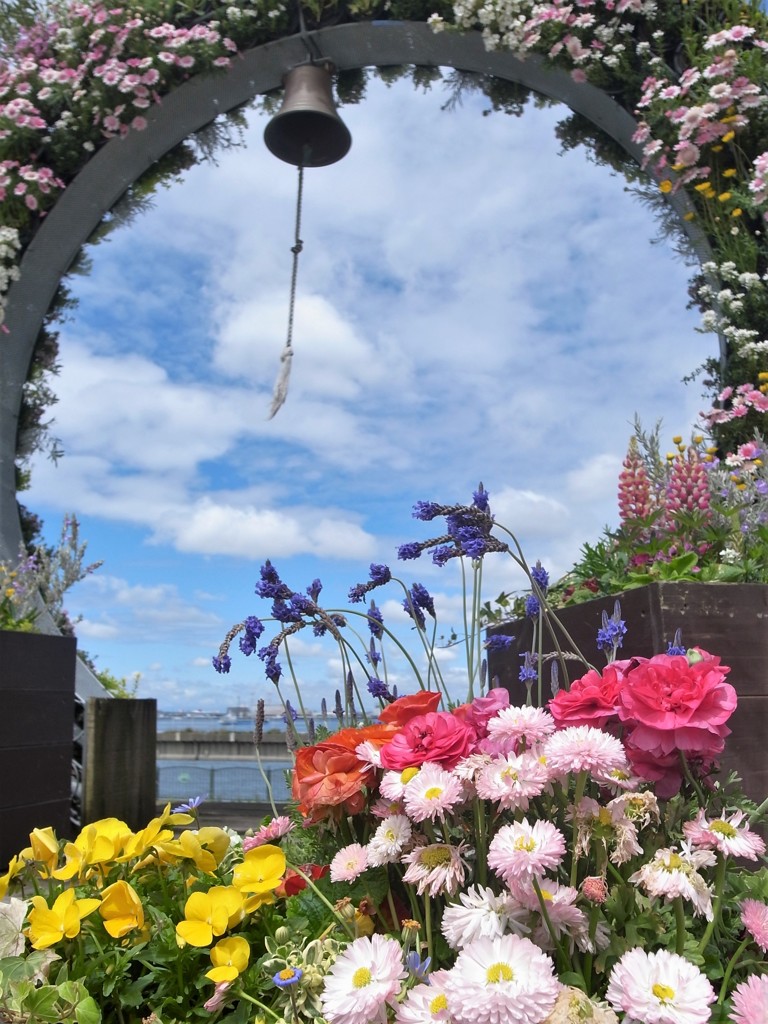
[0,630,76,868]
[487,583,768,805]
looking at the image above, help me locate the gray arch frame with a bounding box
[0,21,709,661]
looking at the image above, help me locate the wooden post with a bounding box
[84,698,157,828]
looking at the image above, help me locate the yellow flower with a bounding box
[711,144,724,152]
[722,168,737,178]
[659,179,673,194]
[98,880,144,938]
[206,935,251,983]
[694,182,711,193]
[232,845,286,898]
[26,889,101,949]
[19,827,60,878]
[758,372,768,382]
[722,130,735,143]
[175,886,245,947]
[53,817,132,881]
[0,855,23,900]
[718,192,732,202]
[671,435,682,444]
[683,211,695,221]
[732,208,742,217]
[158,827,231,873]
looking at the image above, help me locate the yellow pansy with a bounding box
[205,935,251,983]
[175,886,245,947]
[158,827,231,873]
[98,880,145,938]
[659,179,673,194]
[19,827,60,878]
[26,888,101,949]
[232,845,286,897]
[0,855,23,900]
[53,817,132,881]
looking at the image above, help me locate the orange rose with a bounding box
[292,724,395,820]
[378,690,442,727]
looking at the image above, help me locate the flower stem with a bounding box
[674,896,687,955]
[235,990,284,1022]
[718,934,750,1004]
[697,853,727,955]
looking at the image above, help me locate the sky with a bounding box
[22,69,711,714]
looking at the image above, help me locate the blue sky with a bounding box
[24,71,709,713]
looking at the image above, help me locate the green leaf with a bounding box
[75,996,102,1024]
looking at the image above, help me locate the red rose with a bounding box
[378,690,442,727]
[379,711,476,770]
[291,724,395,820]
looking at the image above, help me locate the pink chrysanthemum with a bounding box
[510,877,589,949]
[242,815,294,851]
[370,796,406,819]
[729,973,768,1024]
[543,725,628,779]
[488,819,566,887]
[395,970,452,1023]
[741,898,768,953]
[683,809,766,860]
[475,752,549,812]
[366,815,412,867]
[485,705,556,754]
[380,767,420,802]
[606,948,715,1024]
[330,843,369,883]
[403,762,463,821]
[441,933,559,1024]
[401,842,468,897]
[320,934,407,1024]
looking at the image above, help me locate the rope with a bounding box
[268,162,304,419]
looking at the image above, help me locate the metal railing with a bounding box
[157,763,293,804]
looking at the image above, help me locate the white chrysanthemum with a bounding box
[453,752,493,782]
[403,762,463,821]
[441,933,559,1024]
[330,843,369,883]
[475,752,549,811]
[380,767,420,801]
[683,809,766,860]
[629,845,715,920]
[542,987,619,1024]
[608,791,660,830]
[320,934,407,1024]
[441,885,529,950]
[606,947,715,1024]
[543,726,629,779]
[355,740,383,767]
[366,815,412,867]
[571,796,643,866]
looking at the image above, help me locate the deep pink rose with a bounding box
[454,687,510,738]
[548,662,629,730]
[618,651,736,760]
[379,711,476,770]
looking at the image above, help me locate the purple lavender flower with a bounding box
[432,544,455,566]
[412,501,442,521]
[596,602,627,653]
[306,578,323,602]
[403,596,426,630]
[519,651,538,683]
[258,644,282,683]
[271,598,302,623]
[369,564,391,584]
[666,628,686,656]
[525,594,540,618]
[212,654,231,674]
[367,601,384,639]
[367,676,391,699]
[410,582,435,617]
[255,560,291,600]
[472,484,490,512]
[282,700,299,724]
[398,541,423,561]
[530,561,549,593]
[484,634,515,651]
[239,615,265,656]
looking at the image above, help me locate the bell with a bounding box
[264,62,352,168]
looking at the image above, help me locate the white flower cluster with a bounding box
[698,261,768,356]
[0,226,22,330]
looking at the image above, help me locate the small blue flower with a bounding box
[172,795,206,814]
[273,967,303,988]
[405,950,432,980]
[667,628,686,656]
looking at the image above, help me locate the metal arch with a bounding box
[0,20,713,579]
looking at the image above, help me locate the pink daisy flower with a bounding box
[510,877,590,951]
[320,934,407,1024]
[729,973,768,1024]
[330,843,369,883]
[485,705,556,753]
[370,797,406,819]
[441,933,559,1024]
[475,752,549,812]
[395,970,452,1023]
[741,899,768,953]
[401,842,468,897]
[543,725,629,779]
[380,767,420,802]
[403,762,463,821]
[607,948,715,1024]
[488,819,566,886]
[683,810,766,860]
[242,815,294,851]
[629,845,715,920]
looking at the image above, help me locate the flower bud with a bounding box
[274,926,291,944]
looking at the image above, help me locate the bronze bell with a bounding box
[264,62,352,168]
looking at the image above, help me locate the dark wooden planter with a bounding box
[0,630,76,868]
[487,583,768,805]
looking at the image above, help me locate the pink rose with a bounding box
[549,662,630,730]
[618,651,736,763]
[379,711,476,771]
[454,687,510,738]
